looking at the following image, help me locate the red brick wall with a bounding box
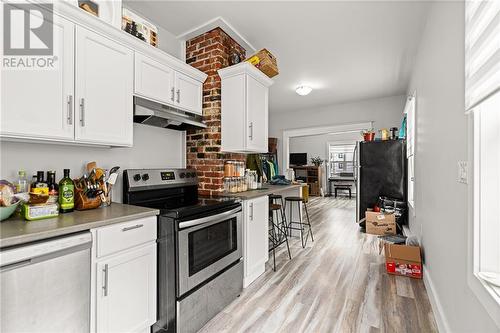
[185,28,246,196]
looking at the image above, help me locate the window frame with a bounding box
[404,93,416,209]
[467,103,500,328]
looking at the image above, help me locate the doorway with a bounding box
[326,142,356,198]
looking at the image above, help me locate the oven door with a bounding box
[177,206,242,296]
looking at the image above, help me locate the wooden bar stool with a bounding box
[269,202,292,271]
[284,196,314,248]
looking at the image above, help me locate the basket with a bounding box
[245,48,279,78]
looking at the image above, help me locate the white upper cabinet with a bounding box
[1,2,206,147]
[219,62,273,153]
[174,72,203,115]
[246,75,268,151]
[134,54,204,115]
[75,26,133,146]
[0,10,75,141]
[134,53,175,105]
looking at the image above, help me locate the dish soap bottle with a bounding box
[59,169,74,213]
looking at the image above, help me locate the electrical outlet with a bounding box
[458,161,468,184]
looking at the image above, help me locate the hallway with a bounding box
[199,197,438,333]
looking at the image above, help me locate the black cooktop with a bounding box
[157,196,241,220]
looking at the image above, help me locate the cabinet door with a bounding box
[75,26,133,146]
[175,72,203,115]
[1,10,74,141]
[245,76,268,152]
[96,243,156,333]
[244,196,269,281]
[134,53,175,105]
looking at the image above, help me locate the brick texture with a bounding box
[186,28,246,196]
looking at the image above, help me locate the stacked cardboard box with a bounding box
[365,211,396,235]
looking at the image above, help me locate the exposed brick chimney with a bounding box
[186,28,247,196]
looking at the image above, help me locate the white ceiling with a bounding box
[124,1,430,113]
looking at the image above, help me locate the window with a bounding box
[466,0,500,322]
[473,90,500,300]
[404,94,416,208]
[328,145,355,178]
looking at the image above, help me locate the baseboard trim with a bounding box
[423,265,451,333]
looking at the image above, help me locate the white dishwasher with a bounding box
[1,232,92,333]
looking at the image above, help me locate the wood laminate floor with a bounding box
[199,197,437,333]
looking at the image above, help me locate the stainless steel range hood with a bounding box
[133,96,206,130]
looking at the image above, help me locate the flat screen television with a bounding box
[290,153,307,166]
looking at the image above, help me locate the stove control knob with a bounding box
[142,174,149,181]
[191,172,197,178]
[186,173,191,178]
[179,172,185,178]
[133,174,141,182]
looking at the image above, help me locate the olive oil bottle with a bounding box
[58,169,75,213]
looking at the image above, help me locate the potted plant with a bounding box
[310,156,324,166]
[361,128,376,142]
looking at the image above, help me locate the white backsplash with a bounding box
[0,124,186,202]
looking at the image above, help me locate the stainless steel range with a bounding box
[123,169,243,333]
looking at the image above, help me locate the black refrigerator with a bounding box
[355,140,407,227]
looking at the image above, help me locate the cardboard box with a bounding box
[365,211,396,235]
[384,244,422,279]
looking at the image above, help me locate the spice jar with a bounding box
[224,161,234,177]
[230,177,237,193]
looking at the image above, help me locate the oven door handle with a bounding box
[178,207,242,229]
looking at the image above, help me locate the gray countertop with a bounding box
[0,203,159,249]
[221,184,304,200]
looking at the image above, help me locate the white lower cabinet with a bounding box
[243,196,269,288]
[91,216,157,333]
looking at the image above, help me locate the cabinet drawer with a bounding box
[96,216,157,257]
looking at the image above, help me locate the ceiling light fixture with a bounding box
[295,85,312,96]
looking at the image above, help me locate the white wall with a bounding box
[156,25,184,60]
[270,95,405,169]
[407,1,499,332]
[122,5,184,60]
[290,131,360,163]
[0,124,186,203]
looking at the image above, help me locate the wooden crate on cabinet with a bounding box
[218,62,274,153]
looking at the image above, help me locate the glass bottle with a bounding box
[47,171,59,204]
[58,169,75,213]
[32,171,49,195]
[15,170,28,193]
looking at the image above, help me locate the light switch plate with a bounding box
[458,161,468,184]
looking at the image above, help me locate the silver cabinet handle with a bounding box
[249,122,254,140]
[176,89,180,103]
[79,98,85,127]
[67,95,73,125]
[102,264,109,296]
[122,224,143,232]
[249,203,254,221]
[171,87,175,102]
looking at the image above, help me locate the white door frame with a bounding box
[282,121,372,173]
